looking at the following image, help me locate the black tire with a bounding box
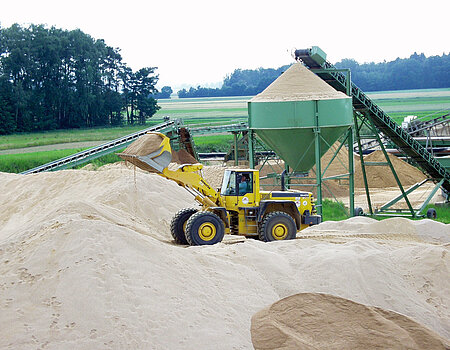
[259,211,296,242]
[185,211,225,246]
[354,207,364,216]
[170,208,198,244]
[426,208,437,219]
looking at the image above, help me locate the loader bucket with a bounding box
[118,132,172,173]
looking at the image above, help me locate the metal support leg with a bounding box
[354,113,373,214]
[249,130,255,169]
[367,115,415,216]
[416,179,444,216]
[233,132,238,166]
[348,126,355,216]
[284,163,290,189]
[314,101,322,216]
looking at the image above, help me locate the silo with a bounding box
[248,62,354,214]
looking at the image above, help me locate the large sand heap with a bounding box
[0,168,449,349]
[251,293,448,349]
[310,144,426,189]
[250,63,348,102]
[355,150,427,188]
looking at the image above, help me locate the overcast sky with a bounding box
[1,0,448,90]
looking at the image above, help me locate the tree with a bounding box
[156,86,173,99]
[0,77,15,134]
[0,23,161,133]
[130,67,160,125]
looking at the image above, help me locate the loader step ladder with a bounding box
[295,48,450,194]
[21,120,180,174]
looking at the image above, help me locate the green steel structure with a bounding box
[248,70,355,216]
[294,46,450,217]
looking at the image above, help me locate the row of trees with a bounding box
[335,53,450,91]
[178,66,289,98]
[177,53,450,98]
[0,24,160,134]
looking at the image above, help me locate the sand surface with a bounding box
[0,167,449,349]
[250,63,349,102]
[251,293,448,349]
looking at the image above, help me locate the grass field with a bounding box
[0,149,84,173]
[308,200,450,224]
[0,123,162,151]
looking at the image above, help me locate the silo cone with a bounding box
[248,63,353,172]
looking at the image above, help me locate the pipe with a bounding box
[281,170,287,191]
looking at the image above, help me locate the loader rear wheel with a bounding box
[185,211,225,246]
[259,211,296,242]
[170,208,198,245]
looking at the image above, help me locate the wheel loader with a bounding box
[118,132,321,246]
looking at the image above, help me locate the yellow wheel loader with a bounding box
[119,132,321,246]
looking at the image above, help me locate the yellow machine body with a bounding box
[219,169,317,236]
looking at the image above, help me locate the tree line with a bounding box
[178,65,289,98]
[0,24,160,135]
[335,53,450,91]
[177,53,450,98]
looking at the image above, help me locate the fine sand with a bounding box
[250,63,349,102]
[251,293,448,349]
[0,167,449,349]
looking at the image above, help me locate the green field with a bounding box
[0,123,162,151]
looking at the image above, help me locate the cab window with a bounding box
[237,172,252,195]
[221,170,236,196]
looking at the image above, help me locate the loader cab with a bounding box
[220,169,260,209]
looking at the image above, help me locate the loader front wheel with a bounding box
[259,211,296,242]
[170,208,198,245]
[185,211,225,246]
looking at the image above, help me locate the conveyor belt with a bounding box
[190,122,248,135]
[295,48,450,193]
[21,120,179,174]
[407,113,449,136]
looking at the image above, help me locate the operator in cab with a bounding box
[238,173,252,195]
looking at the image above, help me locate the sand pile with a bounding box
[250,63,348,102]
[355,150,427,188]
[201,165,238,189]
[251,293,448,349]
[310,144,426,189]
[302,216,450,244]
[171,149,197,164]
[0,168,449,349]
[253,142,428,198]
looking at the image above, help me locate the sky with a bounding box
[1,0,448,90]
